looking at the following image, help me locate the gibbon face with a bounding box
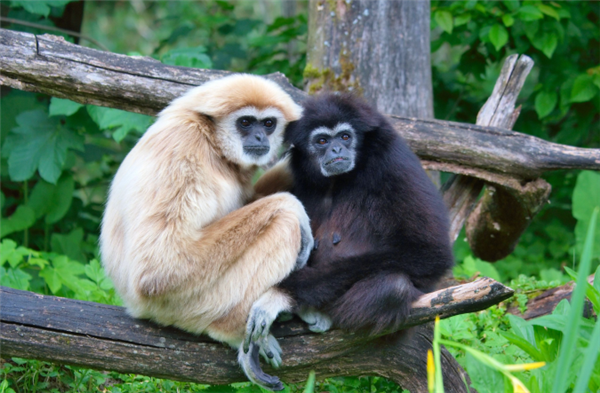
[307,122,357,177]
[217,106,287,167]
[160,73,302,168]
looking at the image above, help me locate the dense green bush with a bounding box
[1,1,598,392]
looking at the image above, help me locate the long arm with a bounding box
[278,252,402,308]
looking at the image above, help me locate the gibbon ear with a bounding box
[355,102,385,133]
[283,120,300,145]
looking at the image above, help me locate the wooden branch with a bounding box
[508,274,595,320]
[1,278,512,390]
[2,29,598,181]
[463,55,552,262]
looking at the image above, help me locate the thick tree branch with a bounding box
[1,279,512,390]
[1,29,598,181]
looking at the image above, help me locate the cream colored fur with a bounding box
[100,74,308,351]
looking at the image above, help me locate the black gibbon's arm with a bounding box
[279,252,400,307]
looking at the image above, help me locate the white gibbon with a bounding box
[100,74,313,391]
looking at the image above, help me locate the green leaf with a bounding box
[10,0,72,16]
[572,171,600,258]
[0,239,31,268]
[25,175,75,223]
[489,24,509,51]
[160,47,213,69]
[45,175,74,224]
[52,255,86,291]
[500,331,545,361]
[51,228,85,263]
[518,5,544,21]
[502,0,519,12]
[502,14,514,27]
[26,181,55,219]
[540,32,558,58]
[454,13,471,27]
[84,259,105,284]
[537,4,560,20]
[1,110,84,183]
[535,90,557,118]
[0,266,32,290]
[570,74,598,103]
[86,106,154,142]
[39,266,62,293]
[435,10,454,34]
[1,91,46,139]
[0,206,35,238]
[465,352,504,393]
[49,98,84,117]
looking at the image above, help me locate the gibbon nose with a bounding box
[332,146,342,154]
[255,134,263,141]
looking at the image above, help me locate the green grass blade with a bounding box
[433,317,445,393]
[573,315,600,392]
[552,207,598,393]
[302,370,315,393]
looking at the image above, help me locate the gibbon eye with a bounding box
[264,119,275,128]
[240,118,252,127]
[341,133,350,141]
[318,138,328,145]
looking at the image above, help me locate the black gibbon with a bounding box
[274,93,454,335]
[100,74,313,391]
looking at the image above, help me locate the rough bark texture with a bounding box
[1,29,598,181]
[1,279,512,391]
[306,0,433,118]
[464,55,552,262]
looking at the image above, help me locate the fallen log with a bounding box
[1,278,513,391]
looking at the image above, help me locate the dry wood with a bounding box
[439,54,532,244]
[0,279,512,391]
[1,29,599,181]
[464,55,552,262]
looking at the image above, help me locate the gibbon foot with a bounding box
[238,343,284,391]
[259,334,282,369]
[244,289,290,353]
[297,305,333,333]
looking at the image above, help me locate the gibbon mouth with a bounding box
[325,157,349,165]
[244,146,270,156]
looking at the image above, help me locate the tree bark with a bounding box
[1,278,512,391]
[464,55,553,262]
[305,0,432,118]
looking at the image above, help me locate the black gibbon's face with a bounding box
[236,116,278,157]
[308,122,357,177]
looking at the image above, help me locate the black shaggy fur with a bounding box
[278,94,454,335]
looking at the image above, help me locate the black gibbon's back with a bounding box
[278,93,454,335]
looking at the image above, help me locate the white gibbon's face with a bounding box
[217,106,287,167]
